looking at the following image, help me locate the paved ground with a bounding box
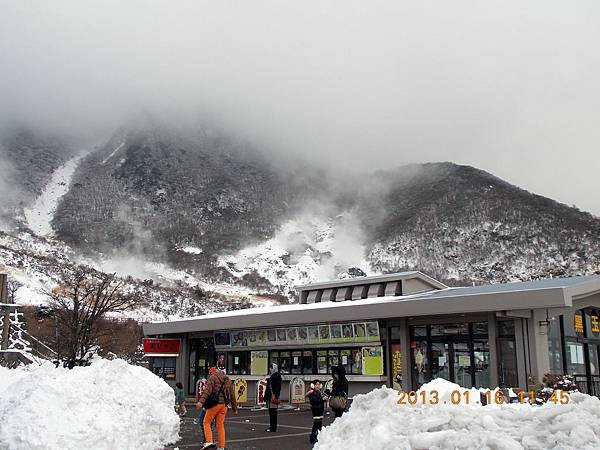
[166,405,336,450]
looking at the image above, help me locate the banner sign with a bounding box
[143,338,180,356]
[251,351,269,375]
[256,379,268,406]
[215,321,380,348]
[290,377,306,404]
[234,378,248,404]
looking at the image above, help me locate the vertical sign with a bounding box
[575,311,584,336]
[256,379,268,406]
[234,378,248,404]
[290,377,306,405]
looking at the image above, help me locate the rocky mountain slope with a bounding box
[1,126,599,317]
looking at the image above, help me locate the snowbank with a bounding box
[315,380,600,450]
[0,359,180,450]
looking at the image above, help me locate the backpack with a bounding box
[203,378,226,409]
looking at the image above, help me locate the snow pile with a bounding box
[315,380,600,450]
[0,359,180,450]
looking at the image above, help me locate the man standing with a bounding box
[196,367,238,450]
[264,363,282,432]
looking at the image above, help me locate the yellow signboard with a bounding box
[575,312,584,335]
[250,351,268,375]
[591,311,600,336]
[234,378,248,403]
[362,346,384,375]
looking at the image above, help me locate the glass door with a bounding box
[452,342,473,388]
[431,342,450,381]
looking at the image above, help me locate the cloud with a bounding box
[0,0,599,214]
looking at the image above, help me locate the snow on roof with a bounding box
[294,270,446,291]
[147,274,600,330]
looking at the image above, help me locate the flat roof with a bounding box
[294,270,447,291]
[143,275,600,336]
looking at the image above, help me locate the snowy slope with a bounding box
[219,211,374,297]
[23,154,85,237]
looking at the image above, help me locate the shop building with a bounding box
[143,271,600,401]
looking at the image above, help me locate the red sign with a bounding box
[143,338,181,355]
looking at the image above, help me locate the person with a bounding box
[195,376,216,442]
[326,365,349,418]
[263,363,282,432]
[196,367,238,450]
[306,380,325,444]
[175,382,187,417]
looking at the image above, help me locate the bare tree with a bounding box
[6,279,22,304]
[46,269,144,366]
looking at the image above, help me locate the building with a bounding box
[142,271,600,401]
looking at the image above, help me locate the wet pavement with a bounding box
[165,405,336,450]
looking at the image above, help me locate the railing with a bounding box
[575,375,600,397]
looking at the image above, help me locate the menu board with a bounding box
[215,321,380,348]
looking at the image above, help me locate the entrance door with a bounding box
[452,342,472,387]
[189,339,215,395]
[427,338,473,388]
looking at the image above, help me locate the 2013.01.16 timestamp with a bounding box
[397,389,570,405]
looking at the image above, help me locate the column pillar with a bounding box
[487,313,499,388]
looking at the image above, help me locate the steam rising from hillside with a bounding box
[1,1,599,214]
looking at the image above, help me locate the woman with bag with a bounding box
[196,367,238,450]
[263,363,282,432]
[327,365,349,418]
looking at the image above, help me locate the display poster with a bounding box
[290,377,306,404]
[234,378,248,403]
[362,346,384,375]
[366,322,380,341]
[308,326,320,344]
[251,351,269,375]
[256,379,268,406]
[391,344,402,389]
[217,353,226,372]
[330,324,343,343]
[354,323,367,339]
[575,311,584,335]
[342,323,354,342]
[215,321,381,348]
[591,311,600,336]
[297,327,308,344]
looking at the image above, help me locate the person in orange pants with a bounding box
[203,403,228,448]
[197,367,238,450]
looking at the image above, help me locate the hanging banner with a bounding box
[362,346,384,375]
[256,379,268,406]
[290,377,306,405]
[234,378,248,404]
[391,344,402,390]
[251,351,268,375]
[591,310,600,336]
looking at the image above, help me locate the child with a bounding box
[306,379,325,445]
[175,382,187,417]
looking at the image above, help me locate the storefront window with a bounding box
[431,342,450,381]
[270,351,279,371]
[548,317,563,374]
[566,342,586,375]
[302,351,313,374]
[279,351,291,373]
[589,345,600,376]
[498,339,517,387]
[473,340,490,388]
[291,351,302,374]
[497,320,515,337]
[472,322,488,336]
[412,342,428,387]
[412,326,427,338]
[351,349,362,374]
[150,357,176,381]
[317,350,328,374]
[228,351,250,375]
[340,349,351,374]
[328,349,340,371]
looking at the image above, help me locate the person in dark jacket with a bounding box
[326,365,349,418]
[306,380,325,444]
[264,363,282,432]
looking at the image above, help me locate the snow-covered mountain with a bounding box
[1,126,599,318]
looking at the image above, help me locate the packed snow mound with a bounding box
[0,359,180,450]
[314,382,600,450]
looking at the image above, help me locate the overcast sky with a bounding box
[1,1,599,215]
